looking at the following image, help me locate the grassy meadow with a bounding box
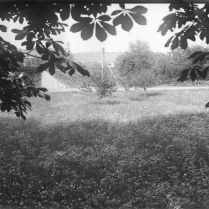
[1,89,209,208]
[5,88,209,123]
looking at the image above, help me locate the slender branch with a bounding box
[37,40,47,49]
[25,48,34,56]
[22,52,42,59]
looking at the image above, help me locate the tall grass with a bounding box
[1,89,209,208]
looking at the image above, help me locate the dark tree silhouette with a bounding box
[158,4,209,50]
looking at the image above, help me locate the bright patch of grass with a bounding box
[17,89,208,123]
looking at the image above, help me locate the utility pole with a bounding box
[101,47,105,79]
[107,64,120,87]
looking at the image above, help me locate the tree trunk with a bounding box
[143,87,147,97]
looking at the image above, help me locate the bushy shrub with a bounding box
[93,78,117,99]
[90,68,117,99]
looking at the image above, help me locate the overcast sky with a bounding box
[0,4,207,54]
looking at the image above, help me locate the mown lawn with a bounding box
[5,88,208,123]
[1,89,209,209]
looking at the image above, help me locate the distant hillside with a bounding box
[17,49,123,88]
[52,69,86,88]
[18,49,124,63]
[73,51,124,63]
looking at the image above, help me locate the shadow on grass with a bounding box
[90,100,125,105]
[1,110,209,150]
[146,91,163,97]
[1,110,209,208]
[129,96,146,101]
[129,91,163,101]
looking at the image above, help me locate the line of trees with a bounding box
[114,40,209,96]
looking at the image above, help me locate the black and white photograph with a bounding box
[0,0,209,208]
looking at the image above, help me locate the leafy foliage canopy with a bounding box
[158,3,209,50]
[0,3,148,119]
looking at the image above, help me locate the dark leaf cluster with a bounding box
[0,73,50,119]
[0,31,51,119]
[178,50,209,108]
[158,3,209,50]
[112,5,147,32]
[70,4,147,42]
[53,61,90,77]
[178,51,209,82]
[177,66,204,82]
